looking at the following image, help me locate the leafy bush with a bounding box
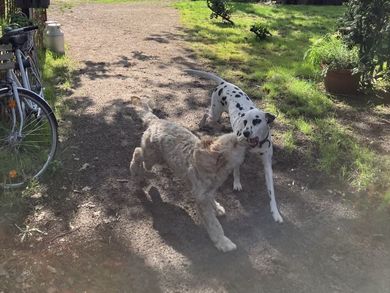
[304,33,359,73]
[339,0,390,86]
[250,23,272,40]
[206,0,234,25]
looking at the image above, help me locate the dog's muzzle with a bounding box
[248,137,259,147]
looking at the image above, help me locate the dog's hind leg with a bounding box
[261,153,283,223]
[130,147,145,177]
[199,93,223,130]
[197,196,236,252]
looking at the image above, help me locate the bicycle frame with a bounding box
[5,69,25,137]
[15,48,30,90]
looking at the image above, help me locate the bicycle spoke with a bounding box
[23,120,49,136]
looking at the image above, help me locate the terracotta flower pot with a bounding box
[324,68,360,95]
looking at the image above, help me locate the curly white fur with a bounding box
[130,97,247,252]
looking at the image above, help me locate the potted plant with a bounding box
[305,33,360,95]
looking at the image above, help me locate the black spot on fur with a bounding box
[246,97,250,101]
[224,85,227,88]
[232,91,236,94]
[220,101,225,106]
[218,88,223,96]
[252,119,262,126]
[239,92,244,95]
[222,96,227,101]
[235,94,241,98]
[260,153,264,155]
[236,103,241,108]
[243,120,247,126]
[240,113,245,117]
[255,115,259,118]
[250,107,254,110]
[220,82,225,85]
[234,87,239,90]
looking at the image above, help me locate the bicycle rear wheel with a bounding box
[0,88,58,188]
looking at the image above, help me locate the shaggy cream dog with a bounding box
[130,97,246,252]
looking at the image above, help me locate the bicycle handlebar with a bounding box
[3,25,39,37]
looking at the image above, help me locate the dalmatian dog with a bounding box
[185,69,283,223]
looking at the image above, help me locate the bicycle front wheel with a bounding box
[0,88,58,188]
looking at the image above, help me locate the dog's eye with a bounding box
[243,120,247,126]
[252,119,262,126]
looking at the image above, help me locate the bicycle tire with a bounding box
[0,88,58,188]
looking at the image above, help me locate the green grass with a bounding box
[40,49,74,119]
[176,1,389,195]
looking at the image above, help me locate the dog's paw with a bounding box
[272,209,284,223]
[215,236,237,252]
[214,201,226,216]
[233,182,242,191]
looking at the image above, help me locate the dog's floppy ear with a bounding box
[265,113,276,124]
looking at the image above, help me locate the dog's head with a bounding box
[237,108,275,147]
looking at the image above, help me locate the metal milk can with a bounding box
[44,21,65,54]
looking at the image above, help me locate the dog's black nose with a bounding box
[243,131,250,138]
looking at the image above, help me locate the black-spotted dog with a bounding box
[185,69,283,223]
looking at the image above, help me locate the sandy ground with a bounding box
[1,2,389,292]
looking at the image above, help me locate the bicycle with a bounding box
[0,25,58,188]
[4,23,44,98]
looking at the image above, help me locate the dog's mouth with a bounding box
[248,137,259,147]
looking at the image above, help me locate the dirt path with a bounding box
[1,1,390,292]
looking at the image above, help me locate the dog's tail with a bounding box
[185,69,225,84]
[130,96,158,125]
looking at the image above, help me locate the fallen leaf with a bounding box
[79,163,90,171]
[47,265,57,274]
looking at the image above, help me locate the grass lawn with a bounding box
[176,1,389,197]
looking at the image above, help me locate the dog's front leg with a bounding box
[199,113,209,129]
[130,147,145,177]
[197,196,236,252]
[233,167,243,191]
[261,153,283,223]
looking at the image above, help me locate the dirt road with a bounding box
[1,2,389,292]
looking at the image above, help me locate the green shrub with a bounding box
[250,23,272,40]
[339,0,390,86]
[304,33,359,74]
[206,0,234,25]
